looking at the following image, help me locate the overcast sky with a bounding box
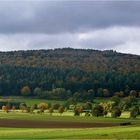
[0,1,140,55]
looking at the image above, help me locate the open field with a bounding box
[0,126,140,139]
[0,96,111,106]
[0,113,139,139]
[0,112,137,123]
[0,97,139,139]
[0,96,66,106]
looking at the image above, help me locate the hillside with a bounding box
[0,48,140,73]
[0,48,140,100]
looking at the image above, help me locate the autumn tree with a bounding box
[19,103,27,112]
[21,86,31,96]
[58,106,64,115]
[49,107,54,115]
[38,102,48,113]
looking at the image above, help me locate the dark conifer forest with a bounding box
[0,48,140,101]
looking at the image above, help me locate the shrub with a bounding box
[49,107,54,115]
[130,107,139,119]
[37,102,48,110]
[19,103,27,112]
[58,106,64,115]
[92,104,104,117]
[74,108,80,116]
[53,103,60,110]
[111,107,121,118]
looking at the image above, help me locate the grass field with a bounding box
[0,112,137,123]
[0,96,66,106]
[0,113,139,139]
[0,126,140,139]
[0,96,111,106]
[0,97,139,139]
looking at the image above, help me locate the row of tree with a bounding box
[2,95,140,119]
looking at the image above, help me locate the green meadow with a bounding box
[0,113,139,139]
[0,97,139,139]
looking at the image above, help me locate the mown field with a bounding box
[0,113,139,139]
[0,97,139,139]
[0,126,140,139]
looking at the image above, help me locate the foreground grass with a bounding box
[0,126,140,139]
[0,112,140,125]
[0,112,139,139]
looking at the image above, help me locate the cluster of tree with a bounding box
[2,95,140,119]
[73,95,140,119]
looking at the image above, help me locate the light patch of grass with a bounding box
[0,112,139,125]
[0,126,140,139]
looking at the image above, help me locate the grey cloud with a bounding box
[0,26,140,55]
[0,1,140,33]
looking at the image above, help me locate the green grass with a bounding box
[0,126,140,139]
[0,112,139,124]
[0,97,139,139]
[0,112,139,139]
[0,96,65,106]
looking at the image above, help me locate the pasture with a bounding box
[0,97,139,139]
[0,113,139,139]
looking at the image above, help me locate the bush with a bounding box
[103,110,108,116]
[37,102,48,110]
[111,107,121,118]
[0,101,21,109]
[53,103,60,110]
[49,107,54,115]
[58,106,64,115]
[74,108,80,116]
[84,102,92,110]
[130,107,139,119]
[92,104,104,117]
[20,103,27,112]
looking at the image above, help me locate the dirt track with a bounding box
[0,119,119,128]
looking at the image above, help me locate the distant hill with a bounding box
[0,48,140,73]
[0,48,140,100]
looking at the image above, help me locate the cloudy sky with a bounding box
[0,1,140,55]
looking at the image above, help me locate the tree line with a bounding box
[0,65,140,101]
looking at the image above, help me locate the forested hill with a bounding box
[0,48,140,100]
[0,48,140,73]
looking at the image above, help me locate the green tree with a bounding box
[58,106,64,115]
[33,87,42,97]
[111,107,121,118]
[129,90,137,97]
[92,104,104,117]
[130,106,139,119]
